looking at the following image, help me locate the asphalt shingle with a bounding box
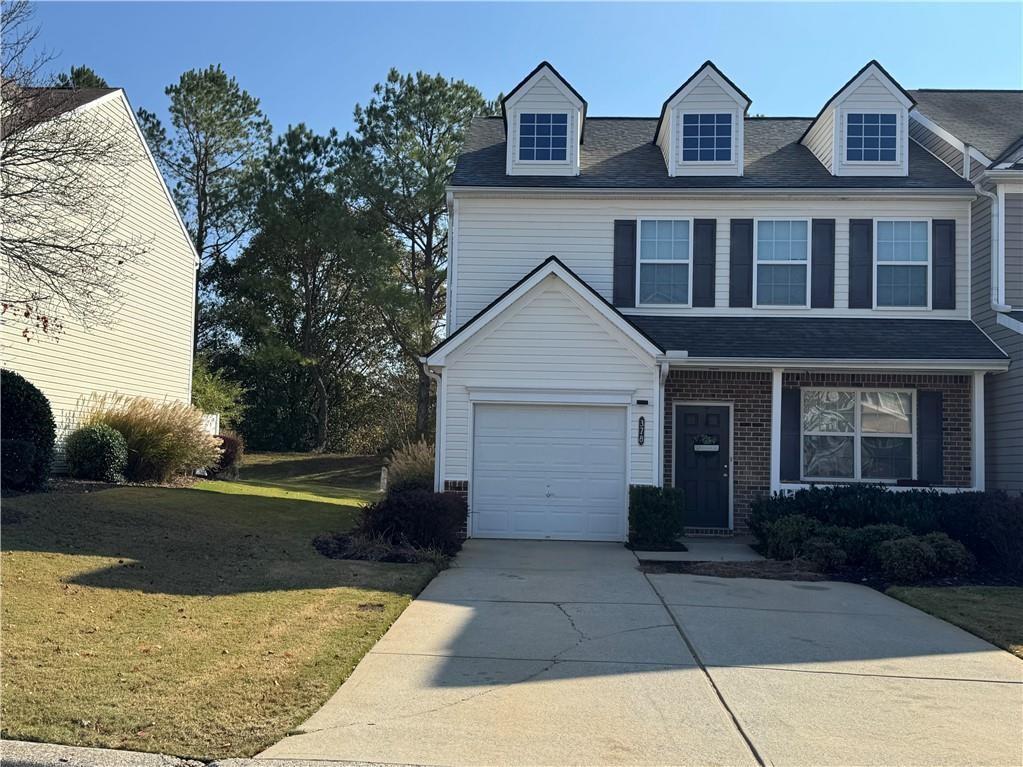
[909,90,1023,162]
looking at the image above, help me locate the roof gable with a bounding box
[501,61,587,138]
[655,61,751,144]
[800,60,914,143]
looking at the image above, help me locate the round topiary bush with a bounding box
[65,423,128,482]
[1,369,55,490]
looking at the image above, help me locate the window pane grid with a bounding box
[846,113,897,162]
[519,113,568,162]
[756,220,808,306]
[801,389,914,481]
[876,220,929,307]
[681,113,732,162]
[638,219,690,305]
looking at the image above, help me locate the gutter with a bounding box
[661,355,1009,373]
[446,185,976,199]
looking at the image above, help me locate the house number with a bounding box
[638,416,645,445]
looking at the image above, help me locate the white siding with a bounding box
[451,193,971,325]
[803,107,835,173]
[1,94,196,462]
[440,275,658,487]
[835,74,910,177]
[505,73,581,177]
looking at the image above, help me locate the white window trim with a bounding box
[753,218,812,309]
[677,109,737,166]
[873,217,933,310]
[841,108,902,166]
[635,217,694,308]
[800,387,917,483]
[514,109,572,166]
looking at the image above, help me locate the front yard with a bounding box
[0,454,437,759]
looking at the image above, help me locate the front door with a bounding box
[674,405,731,529]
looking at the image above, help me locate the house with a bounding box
[1,87,197,458]
[905,90,1023,492]
[425,60,1018,541]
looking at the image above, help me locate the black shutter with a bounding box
[729,219,754,307]
[917,390,944,485]
[849,218,873,309]
[613,220,637,308]
[780,387,801,482]
[932,219,956,310]
[811,219,835,308]
[692,219,716,307]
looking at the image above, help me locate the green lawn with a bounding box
[887,586,1023,659]
[0,454,436,759]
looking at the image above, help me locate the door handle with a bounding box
[545,484,552,498]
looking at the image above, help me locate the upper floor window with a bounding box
[518,113,568,162]
[682,113,732,162]
[876,220,929,307]
[755,220,809,306]
[846,113,897,162]
[638,219,691,305]
[802,389,914,481]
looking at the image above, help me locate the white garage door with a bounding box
[472,404,628,541]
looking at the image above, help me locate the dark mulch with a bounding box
[627,541,688,552]
[313,532,448,566]
[639,559,828,580]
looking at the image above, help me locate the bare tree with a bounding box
[0,0,147,337]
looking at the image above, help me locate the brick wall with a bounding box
[663,370,974,533]
[443,480,470,538]
[664,370,773,532]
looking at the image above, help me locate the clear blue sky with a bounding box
[32,2,1023,136]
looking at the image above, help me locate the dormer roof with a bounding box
[653,61,751,144]
[501,61,588,142]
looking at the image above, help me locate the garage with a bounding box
[471,403,628,541]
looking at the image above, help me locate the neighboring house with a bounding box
[907,90,1023,492]
[426,60,1017,541]
[1,87,197,461]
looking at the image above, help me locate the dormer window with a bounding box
[682,113,732,162]
[846,113,897,162]
[518,113,568,162]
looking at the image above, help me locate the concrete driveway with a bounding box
[262,540,1023,766]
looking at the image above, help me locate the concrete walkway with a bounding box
[262,540,1023,767]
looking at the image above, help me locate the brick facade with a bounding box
[663,369,974,533]
[443,480,470,538]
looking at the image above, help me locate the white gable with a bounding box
[503,64,584,178]
[656,63,749,178]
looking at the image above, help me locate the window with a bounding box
[755,220,809,306]
[681,113,732,162]
[518,113,568,161]
[846,113,897,162]
[801,389,914,481]
[876,220,929,307]
[638,220,691,305]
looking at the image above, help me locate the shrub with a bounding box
[386,440,434,495]
[81,394,222,482]
[65,424,128,482]
[766,515,822,560]
[191,355,246,429]
[628,485,685,547]
[874,536,940,584]
[920,532,976,577]
[801,535,848,572]
[1,439,35,489]
[845,524,913,566]
[0,369,55,490]
[213,432,245,479]
[358,490,466,555]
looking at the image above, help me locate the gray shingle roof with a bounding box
[909,90,1023,162]
[627,316,1007,361]
[0,87,119,140]
[451,116,971,190]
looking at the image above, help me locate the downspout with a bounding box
[971,152,1007,312]
[424,362,443,492]
[657,359,670,486]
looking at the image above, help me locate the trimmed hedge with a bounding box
[628,485,685,548]
[358,490,466,555]
[65,423,128,482]
[0,370,55,490]
[751,485,1023,576]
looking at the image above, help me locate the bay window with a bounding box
[638,219,691,305]
[876,220,929,307]
[801,389,914,481]
[755,219,809,306]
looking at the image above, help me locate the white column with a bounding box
[972,371,986,490]
[770,367,783,493]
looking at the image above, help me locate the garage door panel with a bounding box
[472,404,627,542]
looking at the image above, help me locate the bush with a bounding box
[801,535,848,572]
[845,524,913,566]
[386,440,434,495]
[1,439,35,489]
[920,532,976,577]
[1,369,55,490]
[358,490,466,555]
[766,514,822,560]
[628,485,685,547]
[81,394,222,482]
[874,536,940,584]
[65,424,128,482]
[191,355,246,429]
[213,432,245,479]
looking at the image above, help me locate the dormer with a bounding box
[801,61,915,177]
[655,61,751,177]
[502,62,586,177]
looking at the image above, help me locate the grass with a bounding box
[1,453,436,760]
[887,586,1023,659]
